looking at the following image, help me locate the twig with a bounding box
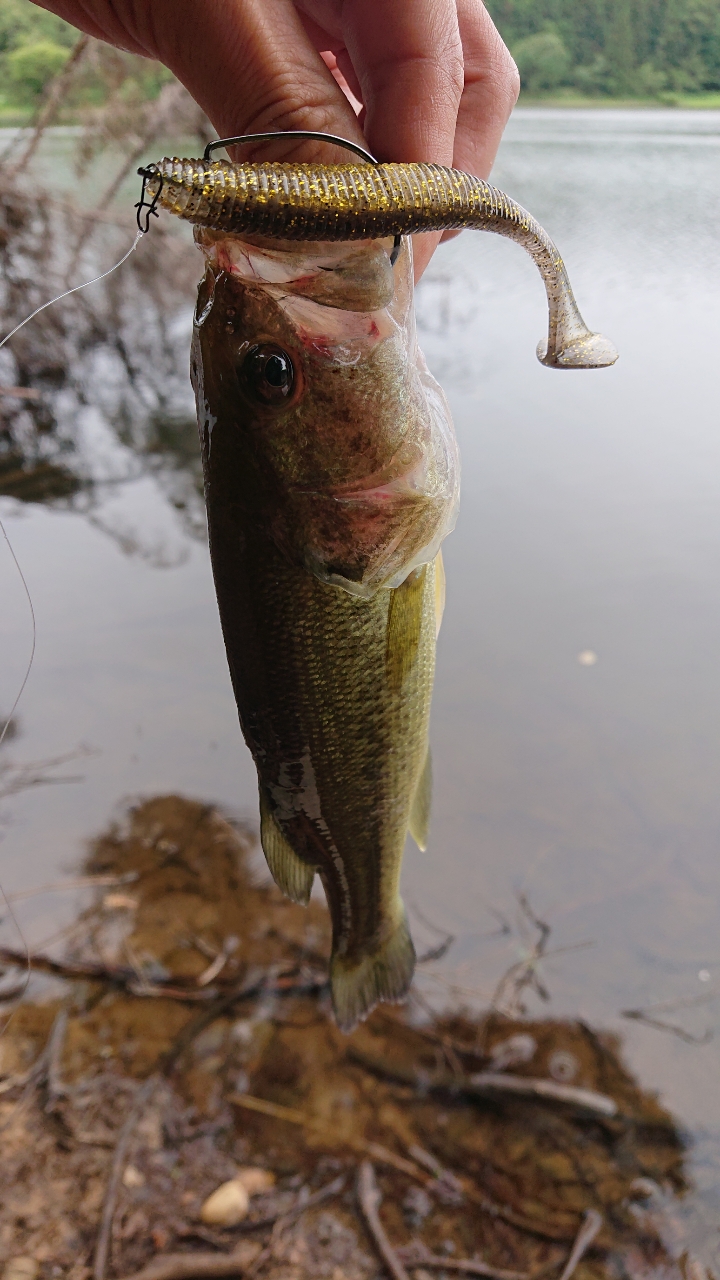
[620,1011,712,1045]
[357,1161,411,1280]
[10,34,91,175]
[244,1175,346,1277]
[115,1254,256,1280]
[0,946,327,1004]
[0,385,42,401]
[4,872,137,904]
[491,895,552,1017]
[346,1046,618,1119]
[397,1242,528,1280]
[93,1075,159,1280]
[557,1210,603,1280]
[44,1005,69,1111]
[621,993,718,1044]
[229,1092,428,1181]
[229,1092,578,1241]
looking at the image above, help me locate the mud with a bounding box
[0,795,706,1280]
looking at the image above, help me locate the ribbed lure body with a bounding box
[148,157,617,369]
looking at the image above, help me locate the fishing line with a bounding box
[0,228,147,1019]
[0,226,145,751]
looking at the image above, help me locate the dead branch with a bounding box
[229,1091,578,1242]
[94,1075,160,1280]
[0,946,327,1005]
[4,872,138,904]
[10,34,91,176]
[346,1046,618,1119]
[357,1160,411,1280]
[397,1242,529,1279]
[491,895,552,1017]
[557,1210,603,1280]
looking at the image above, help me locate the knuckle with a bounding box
[483,38,521,112]
[249,68,344,134]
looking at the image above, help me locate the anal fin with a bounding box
[259,787,314,906]
[408,747,432,851]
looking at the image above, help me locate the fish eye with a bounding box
[239,343,296,406]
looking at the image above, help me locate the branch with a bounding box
[346,1046,618,1120]
[357,1161,411,1280]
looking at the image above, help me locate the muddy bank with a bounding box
[0,795,701,1280]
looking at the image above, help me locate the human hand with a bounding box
[32,0,519,277]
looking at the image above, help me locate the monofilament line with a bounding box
[0,227,143,353]
[0,228,144,750]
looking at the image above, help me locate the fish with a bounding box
[189,228,455,1030]
[145,150,617,1029]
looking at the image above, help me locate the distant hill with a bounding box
[485,0,720,97]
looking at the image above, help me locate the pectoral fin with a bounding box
[408,746,432,851]
[259,787,315,906]
[434,550,446,638]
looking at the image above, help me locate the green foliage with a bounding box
[486,0,720,96]
[6,38,69,101]
[513,30,571,91]
[0,0,76,54]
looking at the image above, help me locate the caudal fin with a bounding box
[330,909,416,1032]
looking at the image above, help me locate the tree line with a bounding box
[485,0,720,96]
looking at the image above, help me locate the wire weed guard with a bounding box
[201,130,404,266]
[135,162,164,234]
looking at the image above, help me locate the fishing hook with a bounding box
[135,162,164,234]
[203,130,403,265]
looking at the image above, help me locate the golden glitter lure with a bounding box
[139,129,617,370]
[136,131,617,1031]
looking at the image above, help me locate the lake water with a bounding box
[2,109,720,1259]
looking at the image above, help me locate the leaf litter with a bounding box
[0,795,711,1280]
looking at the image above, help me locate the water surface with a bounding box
[1,109,719,1258]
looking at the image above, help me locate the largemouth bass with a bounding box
[145,146,617,1028]
[191,229,454,1030]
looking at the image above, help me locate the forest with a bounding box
[486,0,720,97]
[0,0,719,117]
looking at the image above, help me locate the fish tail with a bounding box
[330,908,416,1032]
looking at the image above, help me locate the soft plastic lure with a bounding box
[142,146,617,370]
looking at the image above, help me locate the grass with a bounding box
[519,89,720,108]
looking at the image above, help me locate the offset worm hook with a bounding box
[203,130,404,265]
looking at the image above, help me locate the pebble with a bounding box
[122,1164,145,1188]
[200,1178,250,1226]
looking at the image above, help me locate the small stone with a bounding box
[200,1178,250,1226]
[122,1165,145,1188]
[235,1166,276,1197]
[3,1260,39,1280]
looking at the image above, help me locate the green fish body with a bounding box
[191,231,456,1029]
